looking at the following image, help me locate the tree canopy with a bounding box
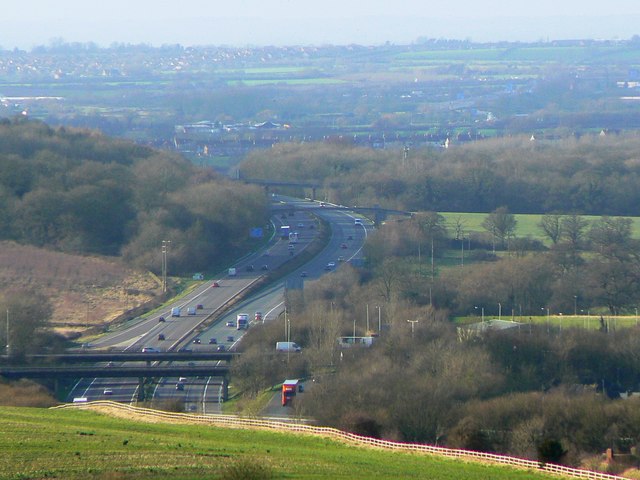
[0,118,269,274]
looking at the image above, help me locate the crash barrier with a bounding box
[54,401,628,480]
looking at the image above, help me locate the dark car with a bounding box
[300,271,308,277]
[227,335,234,342]
[209,337,217,344]
[340,243,348,249]
[158,316,165,322]
[261,264,269,271]
[193,338,201,344]
[216,344,226,352]
[158,333,165,341]
[246,264,255,272]
[196,304,204,310]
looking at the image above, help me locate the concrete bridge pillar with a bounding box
[137,377,145,401]
[222,376,229,401]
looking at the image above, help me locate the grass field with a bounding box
[440,212,640,245]
[456,314,640,331]
[0,406,564,480]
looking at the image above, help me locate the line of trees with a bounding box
[240,133,640,216]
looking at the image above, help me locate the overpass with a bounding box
[0,353,235,401]
[12,352,239,364]
[269,198,412,226]
[243,178,321,198]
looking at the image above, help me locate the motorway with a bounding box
[66,196,371,412]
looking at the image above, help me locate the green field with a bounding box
[0,406,562,479]
[456,314,640,330]
[440,212,640,245]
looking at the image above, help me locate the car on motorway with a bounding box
[193,338,201,344]
[325,262,336,271]
[209,337,217,344]
[216,344,226,352]
[338,256,345,262]
[103,388,113,395]
[187,307,197,315]
[175,383,184,391]
[340,243,348,249]
[211,281,220,288]
[196,304,204,310]
[254,311,263,321]
[320,202,326,207]
[227,335,234,342]
[347,235,353,240]
[300,271,308,277]
[141,346,160,353]
[158,316,165,322]
[354,218,363,225]
[297,222,304,228]
[225,320,235,327]
[246,264,255,272]
[158,333,165,341]
[261,264,269,271]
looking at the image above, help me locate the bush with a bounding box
[220,458,274,480]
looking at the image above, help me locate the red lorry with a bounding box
[281,379,299,407]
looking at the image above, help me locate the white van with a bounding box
[171,307,181,317]
[228,268,237,277]
[276,341,301,352]
[187,307,196,315]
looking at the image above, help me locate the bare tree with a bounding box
[539,213,563,245]
[482,206,517,250]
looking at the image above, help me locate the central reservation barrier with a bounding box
[54,401,629,480]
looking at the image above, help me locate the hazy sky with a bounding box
[2,0,640,49]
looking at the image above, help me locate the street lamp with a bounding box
[161,240,171,293]
[5,309,9,357]
[498,302,502,321]
[542,307,550,333]
[475,306,484,323]
[407,319,419,337]
[574,295,578,316]
[376,305,382,333]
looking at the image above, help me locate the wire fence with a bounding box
[55,401,629,480]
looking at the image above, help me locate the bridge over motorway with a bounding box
[12,352,239,364]
[273,203,412,226]
[0,353,235,401]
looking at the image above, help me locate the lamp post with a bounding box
[366,304,370,333]
[498,302,502,321]
[5,309,9,357]
[574,296,578,316]
[542,307,550,333]
[475,306,484,323]
[407,319,419,338]
[161,240,171,294]
[376,305,382,333]
[559,312,563,333]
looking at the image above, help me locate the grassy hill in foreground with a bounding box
[0,406,562,480]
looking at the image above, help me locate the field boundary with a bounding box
[54,401,627,480]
